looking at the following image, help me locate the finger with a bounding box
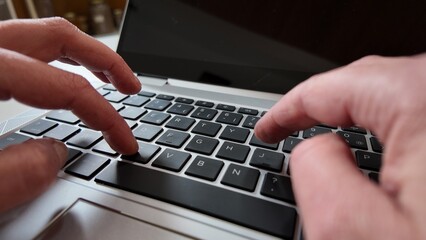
[0,18,141,94]
[0,48,138,154]
[92,71,111,84]
[291,134,411,239]
[0,138,67,213]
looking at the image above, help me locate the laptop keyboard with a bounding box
[0,84,383,239]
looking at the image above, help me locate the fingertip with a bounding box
[51,139,68,167]
[128,76,142,95]
[109,75,141,95]
[255,113,290,143]
[103,132,139,155]
[32,138,67,169]
[123,136,140,155]
[134,76,142,90]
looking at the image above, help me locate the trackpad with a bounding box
[35,199,191,240]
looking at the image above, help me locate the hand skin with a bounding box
[0,18,141,213]
[255,54,426,239]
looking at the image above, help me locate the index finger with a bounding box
[0,18,141,94]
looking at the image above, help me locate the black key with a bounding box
[303,127,332,138]
[145,99,172,111]
[122,142,161,164]
[79,119,135,130]
[67,129,102,149]
[221,164,260,192]
[156,94,175,101]
[216,142,250,163]
[123,95,150,107]
[249,135,278,150]
[104,91,128,103]
[185,156,224,181]
[20,119,58,136]
[337,131,368,150]
[355,150,382,171]
[185,135,219,155]
[216,112,243,126]
[167,103,194,116]
[238,107,258,116]
[216,104,236,112]
[46,110,79,124]
[370,137,384,153]
[103,84,116,91]
[133,124,163,142]
[95,161,297,239]
[65,153,110,180]
[242,116,260,129]
[219,126,250,143]
[191,121,221,137]
[0,133,31,150]
[261,173,295,204]
[44,124,80,141]
[140,111,170,125]
[119,107,147,120]
[93,140,118,156]
[290,131,300,137]
[318,124,337,129]
[250,149,284,172]
[156,130,190,148]
[97,88,110,96]
[65,148,82,165]
[165,116,195,131]
[195,100,214,108]
[283,137,303,153]
[138,90,156,97]
[175,97,194,104]
[369,172,380,183]
[191,107,218,120]
[152,149,191,172]
[343,126,367,134]
[261,111,267,116]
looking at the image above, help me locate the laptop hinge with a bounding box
[136,73,168,87]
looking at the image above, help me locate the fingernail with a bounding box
[51,140,68,167]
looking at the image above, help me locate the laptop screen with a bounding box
[117,0,426,94]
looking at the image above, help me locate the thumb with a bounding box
[291,134,410,240]
[0,138,67,212]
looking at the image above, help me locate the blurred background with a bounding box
[0,0,126,35]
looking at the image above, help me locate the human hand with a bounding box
[0,18,141,212]
[255,54,426,239]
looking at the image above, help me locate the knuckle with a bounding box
[66,73,92,93]
[352,54,384,65]
[46,17,75,30]
[45,17,81,39]
[62,73,95,110]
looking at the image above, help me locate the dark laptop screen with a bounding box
[118,0,426,94]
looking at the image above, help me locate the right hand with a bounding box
[255,54,426,239]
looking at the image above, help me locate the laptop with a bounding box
[1,0,425,239]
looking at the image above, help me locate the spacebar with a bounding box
[95,161,297,239]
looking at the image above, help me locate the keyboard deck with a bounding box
[0,84,383,239]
